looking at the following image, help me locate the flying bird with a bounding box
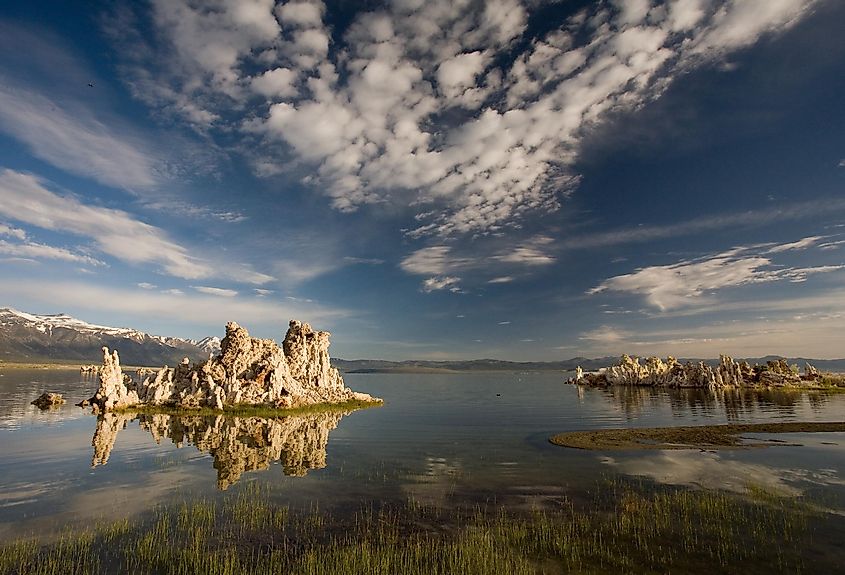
[87,82,94,87]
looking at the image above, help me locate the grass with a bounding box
[550,421,845,451]
[0,479,829,574]
[114,398,383,418]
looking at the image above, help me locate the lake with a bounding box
[1,368,844,569]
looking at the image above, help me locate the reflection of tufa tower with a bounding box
[90,411,349,489]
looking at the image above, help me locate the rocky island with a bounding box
[81,320,381,412]
[568,354,841,389]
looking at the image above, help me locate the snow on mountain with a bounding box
[195,336,222,356]
[0,307,218,365]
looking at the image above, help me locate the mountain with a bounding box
[0,308,219,366]
[332,357,619,373]
[332,355,845,374]
[3,307,843,372]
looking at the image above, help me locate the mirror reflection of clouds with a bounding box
[602,435,845,511]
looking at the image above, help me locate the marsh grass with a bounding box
[116,398,383,419]
[0,478,826,574]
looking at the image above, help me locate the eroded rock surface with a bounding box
[569,354,820,389]
[90,411,349,488]
[85,320,380,412]
[31,392,66,409]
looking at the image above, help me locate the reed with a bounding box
[0,480,821,574]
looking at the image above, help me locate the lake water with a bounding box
[1,369,844,546]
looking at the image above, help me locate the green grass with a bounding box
[0,480,827,574]
[114,398,383,418]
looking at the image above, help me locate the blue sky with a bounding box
[0,0,843,360]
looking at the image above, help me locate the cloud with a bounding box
[589,237,844,310]
[192,286,238,297]
[421,276,461,292]
[400,246,468,276]
[0,279,347,337]
[137,282,157,289]
[764,235,823,253]
[0,239,103,266]
[342,256,385,265]
[110,0,817,242]
[0,83,158,189]
[0,223,27,240]
[251,67,298,98]
[560,197,845,251]
[488,276,514,284]
[253,288,274,296]
[494,245,555,266]
[0,169,211,280]
[579,326,629,343]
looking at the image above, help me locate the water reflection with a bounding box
[596,386,832,421]
[91,411,350,489]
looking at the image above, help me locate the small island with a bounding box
[567,354,844,389]
[80,319,382,413]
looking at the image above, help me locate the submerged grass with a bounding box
[0,480,828,574]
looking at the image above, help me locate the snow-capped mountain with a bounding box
[0,308,220,365]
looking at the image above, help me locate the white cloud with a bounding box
[0,84,158,189]
[112,0,818,245]
[764,235,823,253]
[688,0,814,57]
[494,239,555,266]
[0,169,209,280]
[277,1,325,27]
[667,0,709,32]
[579,325,630,343]
[192,286,238,297]
[589,238,844,310]
[488,276,514,284]
[0,239,102,266]
[421,276,461,292]
[253,288,274,296]
[560,197,845,250]
[0,223,27,240]
[138,282,157,289]
[251,67,298,97]
[401,246,465,275]
[0,279,347,333]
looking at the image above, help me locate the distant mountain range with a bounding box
[0,308,220,366]
[2,307,844,372]
[333,357,845,373]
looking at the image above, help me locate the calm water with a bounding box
[1,369,844,542]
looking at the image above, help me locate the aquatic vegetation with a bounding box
[0,480,827,574]
[550,421,845,450]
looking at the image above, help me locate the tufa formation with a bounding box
[569,354,824,389]
[83,320,380,412]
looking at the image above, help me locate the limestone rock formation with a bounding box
[84,319,380,412]
[84,347,140,411]
[569,354,807,389]
[90,411,349,488]
[31,392,66,409]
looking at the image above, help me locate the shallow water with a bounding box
[1,369,844,542]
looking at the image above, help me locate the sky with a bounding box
[0,0,843,361]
